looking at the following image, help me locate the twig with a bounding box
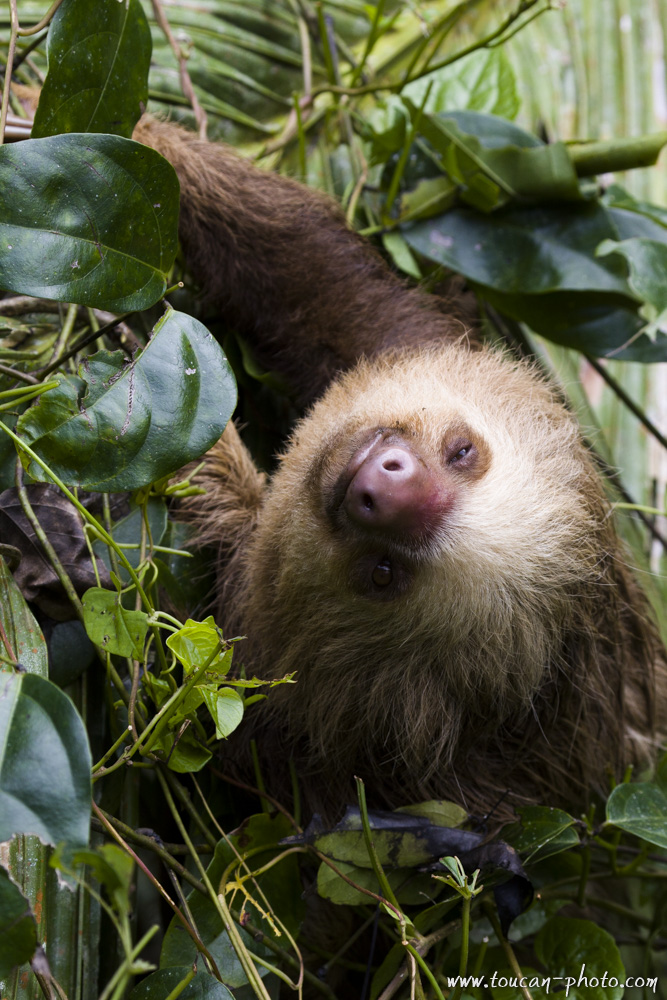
[150,0,207,138]
[1,0,20,145]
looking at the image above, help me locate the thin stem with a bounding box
[16,0,65,36]
[1,0,19,145]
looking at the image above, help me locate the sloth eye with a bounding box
[448,442,473,464]
[372,558,393,587]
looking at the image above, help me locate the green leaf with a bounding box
[404,202,631,296]
[17,308,236,491]
[403,49,520,120]
[166,618,232,676]
[128,968,233,1000]
[63,843,133,915]
[154,726,212,774]
[396,800,468,828]
[0,555,48,676]
[0,133,178,312]
[535,917,624,999]
[606,782,667,848]
[81,587,148,658]
[317,859,434,906]
[200,686,244,739]
[597,238,667,338]
[0,866,38,978]
[381,231,422,276]
[32,0,151,139]
[501,806,579,863]
[0,668,91,849]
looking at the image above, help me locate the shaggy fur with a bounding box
[135,117,667,821]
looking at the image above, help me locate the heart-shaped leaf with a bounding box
[0,133,178,311]
[17,308,236,491]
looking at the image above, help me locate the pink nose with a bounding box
[343,444,446,538]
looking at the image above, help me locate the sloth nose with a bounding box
[343,444,444,537]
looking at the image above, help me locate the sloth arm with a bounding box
[176,420,266,619]
[133,116,466,406]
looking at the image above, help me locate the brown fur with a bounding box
[136,117,667,821]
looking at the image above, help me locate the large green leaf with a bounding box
[0,134,178,311]
[0,668,91,849]
[0,556,48,676]
[403,201,631,295]
[129,969,233,1000]
[606,782,667,849]
[32,0,151,139]
[0,867,38,979]
[535,917,624,1000]
[17,308,236,491]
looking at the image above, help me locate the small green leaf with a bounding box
[201,686,244,739]
[0,555,48,676]
[606,782,667,848]
[535,917,624,999]
[0,133,178,312]
[32,0,151,139]
[18,309,236,491]
[155,726,212,774]
[0,866,38,978]
[501,806,579,862]
[166,618,231,676]
[396,800,468,828]
[61,842,133,915]
[81,587,148,658]
[0,668,91,849]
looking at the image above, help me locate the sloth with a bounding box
[134,116,667,821]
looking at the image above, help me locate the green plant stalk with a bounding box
[406,0,476,82]
[0,379,60,401]
[92,726,133,773]
[47,302,78,369]
[316,3,339,92]
[355,777,406,922]
[350,0,388,86]
[163,770,218,850]
[93,801,223,978]
[484,902,534,1000]
[157,770,273,1000]
[569,132,667,176]
[383,80,433,222]
[132,646,218,756]
[577,843,591,906]
[404,942,446,1000]
[163,968,196,1000]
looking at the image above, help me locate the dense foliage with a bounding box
[0,1,666,998]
